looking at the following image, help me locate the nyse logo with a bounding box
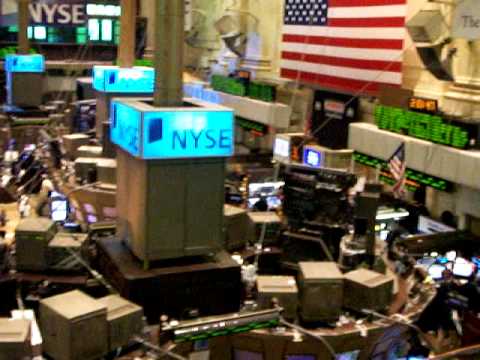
[29,3,86,25]
[172,128,232,150]
[147,117,231,151]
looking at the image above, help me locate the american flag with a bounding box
[388,143,406,198]
[281,0,407,95]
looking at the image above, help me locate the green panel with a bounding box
[375,105,471,149]
[353,152,452,192]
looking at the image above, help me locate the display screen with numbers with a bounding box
[375,105,479,149]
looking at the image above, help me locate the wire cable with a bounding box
[279,317,337,359]
[132,336,188,360]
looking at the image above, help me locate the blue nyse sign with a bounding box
[111,102,141,157]
[93,66,155,93]
[111,99,234,160]
[4,54,45,73]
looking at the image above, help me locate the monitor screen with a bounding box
[453,258,475,278]
[274,138,290,158]
[303,148,323,168]
[287,356,316,360]
[50,191,68,222]
[247,196,282,210]
[248,182,284,198]
[428,264,446,280]
[101,19,112,41]
[335,351,360,360]
[88,18,100,41]
[234,350,263,360]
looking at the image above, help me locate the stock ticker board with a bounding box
[375,105,478,149]
[353,152,452,192]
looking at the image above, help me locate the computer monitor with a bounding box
[453,258,476,278]
[248,182,284,199]
[233,350,263,360]
[50,191,68,223]
[428,264,446,280]
[335,351,360,360]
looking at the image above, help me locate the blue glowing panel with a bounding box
[303,148,323,168]
[4,54,45,73]
[110,102,141,157]
[142,110,234,159]
[93,66,154,93]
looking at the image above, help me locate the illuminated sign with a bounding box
[375,105,476,149]
[409,97,438,114]
[93,66,154,93]
[273,138,290,159]
[4,54,45,73]
[111,101,141,157]
[303,148,323,168]
[111,98,234,160]
[29,1,86,26]
[353,152,452,192]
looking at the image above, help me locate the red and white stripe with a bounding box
[281,0,407,95]
[389,157,406,197]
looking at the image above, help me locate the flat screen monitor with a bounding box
[335,351,360,360]
[50,191,68,222]
[274,138,290,159]
[286,356,316,360]
[453,258,475,278]
[247,196,282,210]
[303,148,323,168]
[248,182,284,198]
[234,350,263,360]
[428,264,446,280]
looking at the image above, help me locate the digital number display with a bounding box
[375,105,476,149]
[353,152,452,192]
[409,97,438,114]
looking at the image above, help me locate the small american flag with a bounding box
[281,0,407,95]
[388,143,406,198]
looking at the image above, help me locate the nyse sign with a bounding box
[29,1,86,25]
[142,111,234,159]
[110,100,234,160]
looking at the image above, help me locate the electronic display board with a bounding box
[110,99,234,160]
[409,97,438,114]
[303,148,324,168]
[4,54,45,72]
[375,105,477,149]
[353,152,452,192]
[93,66,154,93]
[110,101,141,157]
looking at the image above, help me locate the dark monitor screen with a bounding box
[234,350,263,360]
[286,356,316,360]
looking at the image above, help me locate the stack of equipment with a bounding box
[98,295,143,352]
[343,268,394,313]
[256,275,298,320]
[0,318,31,360]
[39,290,108,360]
[298,262,344,322]
[15,218,57,272]
[224,205,249,250]
[247,212,281,245]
